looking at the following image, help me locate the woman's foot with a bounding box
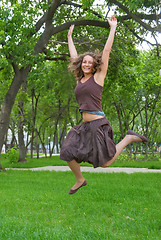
[68,179,87,194]
[127,130,148,143]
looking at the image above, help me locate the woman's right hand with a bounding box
[68,25,74,38]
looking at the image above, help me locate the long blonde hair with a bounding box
[68,51,102,81]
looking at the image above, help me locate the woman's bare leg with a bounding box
[102,134,142,167]
[67,135,144,187]
[67,160,85,190]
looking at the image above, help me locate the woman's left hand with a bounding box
[107,16,117,28]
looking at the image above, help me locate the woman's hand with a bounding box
[68,25,75,38]
[107,16,117,28]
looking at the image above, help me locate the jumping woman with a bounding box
[60,16,148,194]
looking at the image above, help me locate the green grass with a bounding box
[111,160,161,169]
[1,154,161,170]
[0,170,161,239]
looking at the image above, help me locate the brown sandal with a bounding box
[68,180,87,195]
[127,130,148,143]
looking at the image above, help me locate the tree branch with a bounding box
[35,12,48,33]
[49,39,102,46]
[46,0,62,26]
[30,0,62,37]
[51,19,109,35]
[108,0,161,33]
[44,56,68,61]
[124,21,161,48]
[34,19,109,54]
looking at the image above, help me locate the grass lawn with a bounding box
[1,154,161,169]
[0,170,161,239]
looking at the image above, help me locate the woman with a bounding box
[60,16,148,194]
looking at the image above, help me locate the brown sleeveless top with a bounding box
[74,75,103,112]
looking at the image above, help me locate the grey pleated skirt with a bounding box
[60,117,116,168]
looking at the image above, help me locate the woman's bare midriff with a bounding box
[82,112,104,122]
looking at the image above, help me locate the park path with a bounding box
[7,166,161,174]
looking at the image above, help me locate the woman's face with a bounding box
[81,55,94,74]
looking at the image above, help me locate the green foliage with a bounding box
[135,51,161,89]
[112,0,160,12]
[117,152,134,162]
[116,152,160,162]
[0,65,14,102]
[81,0,95,8]
[135,153,160,162]
[102,47,161,146]
[6,147,19,164]
[0,1,47,67]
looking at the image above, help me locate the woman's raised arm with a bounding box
[68,25,78,59]
[95,16,117,86]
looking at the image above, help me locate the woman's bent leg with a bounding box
[102,134,142,167]
[67,159,86,190]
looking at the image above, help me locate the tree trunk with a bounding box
[0,67,30,154]
[30,89,40,158]
[119,99,129,131]
[9,120,18,148]
[30,127,34,158]
[18,80,28,162]
[18,124,27,162]
[30,90,35,158]
[56,135,59,153]
[36,131,39,159]
[18,104,27,162]
[10,133,17,148]
[49,137,52,158]
[36,129,47,157]
[113,100,124,139]
[59,124,67,149]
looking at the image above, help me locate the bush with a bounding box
[116,152,160,162]
[135,153,160,162]
[116,152,134,162]
[6,147,19,164]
